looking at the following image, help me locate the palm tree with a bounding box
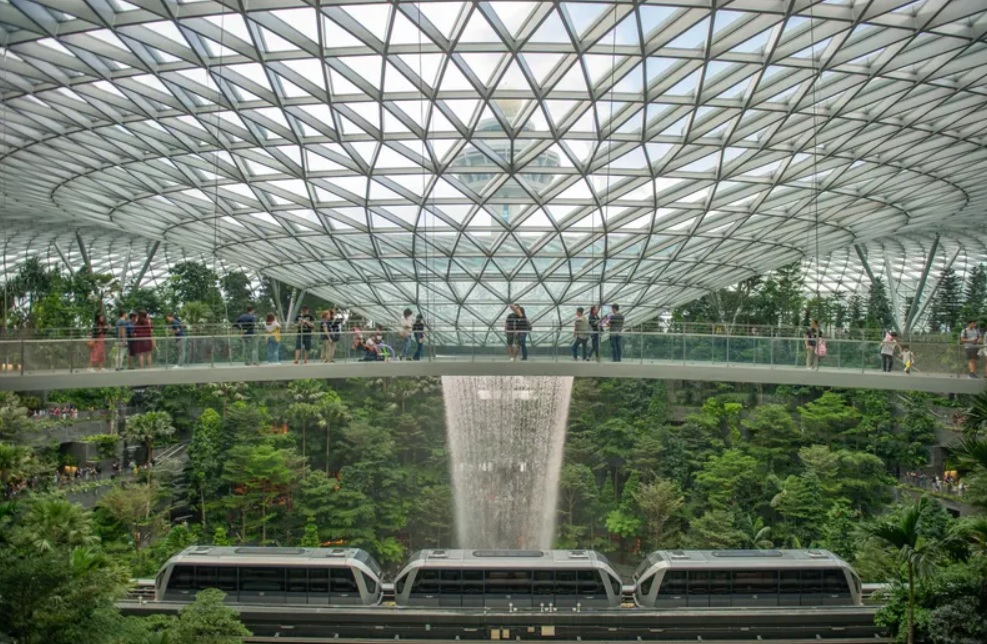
[13,496,99,552]
[950,435,987,473]
[124,410,176,465]
[959,516,987,557]
[0,442,34,488]
[862,497,941,644]
[962,390,987,435]
[739,515,774,549]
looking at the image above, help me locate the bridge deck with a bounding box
[0,356,981,394]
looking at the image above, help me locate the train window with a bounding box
[310,569,329,593]
[411,569,440,595]
[555,570,578,595]
[533,570,555,595]
[688,571,711,595]
[394,573,407,595]
[709,571,731,595]
[823,569,850,596]
[462,570,484,595]
[287,568,308,593]
[362,572,377,595]
[169,565,194,590]
[484,570,512,594]
[506,570,533,594]
[240,567,285,592]
[639,574,654,597]
[577,570,604,595]
[733,570,777,594]
[780,570,801,594]
[196,566,219,590]
[330,568,358,594]
[440,569,461,594]
[216,566,237,591]
[657,571,686,596]
[800,570,823,594]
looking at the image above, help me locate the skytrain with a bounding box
[153,546,864,609]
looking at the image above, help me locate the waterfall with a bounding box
[441,376,573,549]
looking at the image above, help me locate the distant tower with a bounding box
[451,100,560,228]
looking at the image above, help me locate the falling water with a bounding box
[441,376,574,549]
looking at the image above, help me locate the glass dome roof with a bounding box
[1,0,987,330]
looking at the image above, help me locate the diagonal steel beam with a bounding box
[131,241,160,289]
[75,232,90,273]
[52,242,73,273]
[905,234,939,333]
[911,246,961,332]
[883,253,903,333]
[855,244,899,332]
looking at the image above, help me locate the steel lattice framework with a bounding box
[1,0,987,330]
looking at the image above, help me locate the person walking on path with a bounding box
[960,319,981,378]
[898,343,915,374]
[320,309,340,363]
[588,305,601,362]
[412,314,426,361]
[804,319,822,370]
[233,305,259,365]
[572,307,590,360]
[879,331,898,373]
[607,304,624,362]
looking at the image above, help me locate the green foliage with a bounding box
[929,267,963,333]
[169,588,251,644]
[84,433,121,459]
[124,411,176,464]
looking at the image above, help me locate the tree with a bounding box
[863,497,942,644]
[167,262,221,312]
[633,479,684,550]
[929,267,963,332]
[742,404,804,474]
[97,483,167,554]
[0,391,33,441]
[866,278,895,330]
[168,588,251,644]
[11,495,99,553]
[189,408,223,528]
[124,411,176,465]
[222,443,303,544]
[220,272,256,321]
[797,392,861,443]
[694,449,763,512]
[771,471,827,544]
[961,263,987,324]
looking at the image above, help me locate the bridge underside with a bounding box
[1,360,981,394]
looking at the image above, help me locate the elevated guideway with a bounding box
[0,331,982,394]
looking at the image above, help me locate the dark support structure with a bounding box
[75,231,90,273]
[131,241,160,289]
[904,234,940,333]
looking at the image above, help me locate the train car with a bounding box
[633,549,863,608]
[394,549,622,609]
[155,546,383,606]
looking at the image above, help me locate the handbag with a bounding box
[815,340,827,357]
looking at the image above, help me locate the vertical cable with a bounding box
[807,5,822,305]
[600,5,618,312]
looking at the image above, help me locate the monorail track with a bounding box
[119,602,886,642]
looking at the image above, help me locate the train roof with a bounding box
[637,549,849,574]
[405,549,615,569]
[166,546,382,575]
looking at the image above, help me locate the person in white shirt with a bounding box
[398,308,414,360]
[898,344,915,374]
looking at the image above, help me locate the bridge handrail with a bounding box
[0,329,973,379]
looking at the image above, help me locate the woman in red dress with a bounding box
[132,310,155,368]
[88,314,109,371]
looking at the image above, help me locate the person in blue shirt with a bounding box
[233,305,259,365]
[164,313,187,367]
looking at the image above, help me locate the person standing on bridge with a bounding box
[573,307,590,361]
[399,308,415,360]
[165,313,187,368]
[607,304,624,362]
[264,313,281,364]
[505,304,521,361]
[294,306,315,364]
[879,331,898,373]
[804,319,822,370]
[588,305,601,362]
[412,313,426,361]
[233,305,258,365]
[960,319,980,378]
[133,310,155,369]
